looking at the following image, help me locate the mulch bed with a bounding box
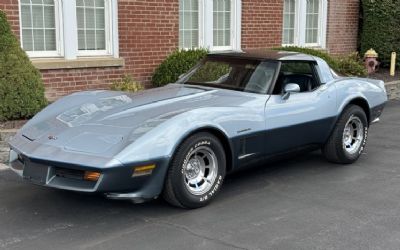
[0,120,27,130]
[369,68,400,82]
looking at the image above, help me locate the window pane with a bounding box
[78,30,86,50]
[77,0,107,51]
[44,6,55,28]
[213,0,231,47]
[32,5,44,28]
[85,8,96,29]
[179,0,199,49]
[77,7,85,29]
[96,8,105,29]
[21,6,32,28]
[22,29,33,51]
[20,0,57,52]
[33,29,45,51]
[86,30,96,50]
[96,30,106,49]
[95,0,104,7]
[305,0,319,44]
[282,0,295,44]
[45,29,56,50]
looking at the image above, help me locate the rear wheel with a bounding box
[323,105,369,164]
[163,132,226,208]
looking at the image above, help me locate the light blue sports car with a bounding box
[8,50,387,208]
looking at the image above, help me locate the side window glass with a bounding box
[273,62,319,94]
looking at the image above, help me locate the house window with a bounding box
[305,0,319,44]
[77,0,107,52]
[282,0,327,48]
[178,0,241,51]
[19,0,119,59]
[213,0,231,49]
[282,0,295,45]
[20,0,60,57]
[179,0,200,49]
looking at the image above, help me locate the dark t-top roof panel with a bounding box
[208,49,316,62]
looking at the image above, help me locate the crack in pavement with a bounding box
[0,223,74,248]
[144,218,253,250]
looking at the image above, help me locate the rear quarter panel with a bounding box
[334,78,388,116]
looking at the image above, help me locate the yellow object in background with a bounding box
[390,52,396,77]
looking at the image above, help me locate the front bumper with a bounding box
[8,148,170,201]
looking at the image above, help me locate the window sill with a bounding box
[31,57,125,70]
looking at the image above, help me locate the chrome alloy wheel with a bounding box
[183,146,218,196]
[342,115,364,154]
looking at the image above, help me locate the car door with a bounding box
[264,61,337,155]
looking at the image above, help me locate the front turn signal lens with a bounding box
[84,171,101,182]
[132,164,156,177]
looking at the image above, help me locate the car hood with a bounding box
[18,84,255,155]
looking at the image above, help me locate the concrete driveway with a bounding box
[0,101,399,250]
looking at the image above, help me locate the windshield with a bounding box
[179,57,278,94]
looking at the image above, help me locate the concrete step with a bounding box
[0,129,17,142]
[0,151,9,164]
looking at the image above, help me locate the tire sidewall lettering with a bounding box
[358,125,368,155]
[179,138,224,203]
[200,175,223,202]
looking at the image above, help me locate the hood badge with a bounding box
[48,135,58,140]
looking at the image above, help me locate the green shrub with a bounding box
[0,10,47,121]
[152,49,208,87]
[336,53,368,77]
[276,46,367,77]
[360,0,400,66]
[110,75,144,92]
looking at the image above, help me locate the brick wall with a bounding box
[326,0,360,55]
[242,0,283,49]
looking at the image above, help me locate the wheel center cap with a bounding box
[186,159,201,179]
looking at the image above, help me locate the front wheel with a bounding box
[323,105,369,164]
[163,132,226,208]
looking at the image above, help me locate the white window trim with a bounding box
[19,0,64,58]
[180,0,242,52]
[282,0,327,49]
[19,0,119,59]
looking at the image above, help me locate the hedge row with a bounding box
[360,0,400,66]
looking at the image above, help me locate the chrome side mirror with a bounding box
[282,83,301,100]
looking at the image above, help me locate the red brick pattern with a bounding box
[242,0,283,49]
[1,0,360,100]
[326,0,360,55]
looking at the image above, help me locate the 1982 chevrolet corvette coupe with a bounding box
[8,50,387,208]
